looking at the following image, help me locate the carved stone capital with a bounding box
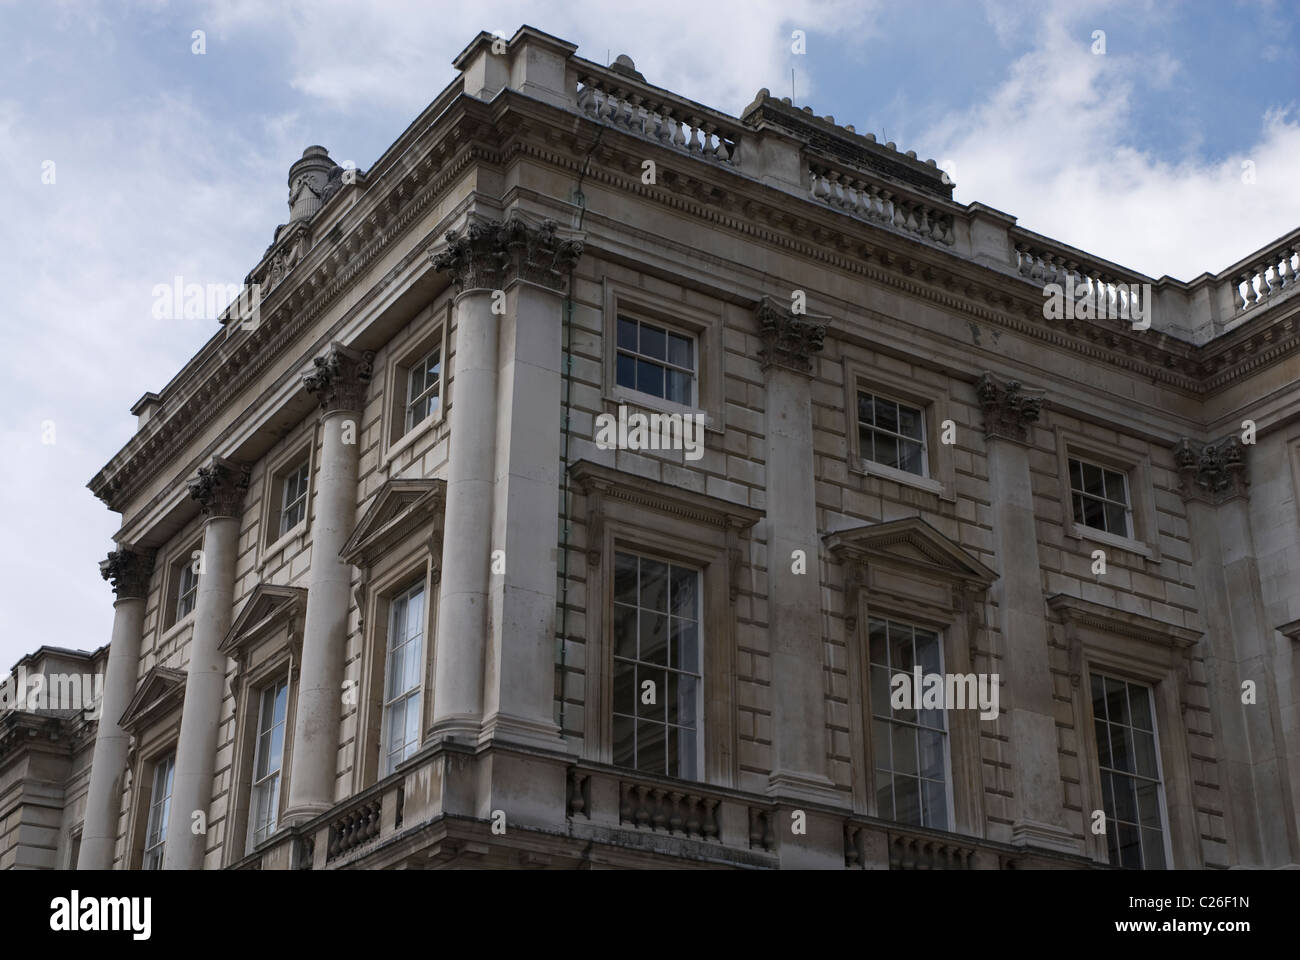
[304,342,375,413]
[1172,436,1249,504]
[755,297,826,374]
[430,214,583,293]
[100,547,156,600]
[977,373,1044,445]
[188,457,251,518]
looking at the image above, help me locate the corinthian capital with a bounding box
[1172,436,1249,504]
[755,297,826,374]
[100,547,156,600]
[430,213,583,293]
[977,373,1045,444]
[188,457,251,518]
[304,342,375,413]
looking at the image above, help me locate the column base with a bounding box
[280,802,334,827]
[1010,818,1080,855]
[478,711,566,753]
[765,769,846,808]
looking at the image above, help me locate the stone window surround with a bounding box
[841,357,956,502]
[1048,593,1201,869]
[381,300,450,470]
[573,461,760,790]
[351,537,440,793]
[1052,425,1162,563]
[218,586,306,865]
[256,426,317,569]
[843,578,986,837]
[158,527,204,638]
[601,278,725,434]
[121,679,184,870]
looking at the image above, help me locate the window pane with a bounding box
[1117,822,1142,868]
[1129,686,1153,731]
[857,392,874,425]
[666,672,697,728]
[918,728,945,779]
[613,659,635,716]
[1094,719,1112,767]
[874,433,899,469]
[872,719,891,769]
[897,404,923,440]
[875,777,894,820]
[616,353,636,390]
[1141,828,1167,869]
[922,779,948,830]
[874,398,898,434]
[640,611,668,666]
[637,666,664,720]
[612,603,637,659]
[1104,469,1127,503]
[1106,677,1130,726]
[639,559,668,612]
[1069,458,1084,490]
[614,553,638,605]
[1136,781,1163,830]
[1082,462,1106,496]
[404,693,421,754]
[668,333,693,369]
[670,726,697,781]
[666,369,691,405]
[888,621,914,673]
[898,440,924,476]
[1071,494,1087,526]
[870,666,890,718]
[1110,723,1135,774]
[617,317,637,351]
[636,358,664,397]
[640,324,666,360]
[1112,772,1138,823]
[1133,730,1159,780]
[894,776,921,825]
[670,620,698,673]
[612,712,635,768]
[670,566,698,621]
[636,720,665,774]
[1105,502,1127,535]
[868,619,887,667]
[891,725,918,776]
[1091,673,1107,718]
[915,630,942,676]
[1082,496,1105,529]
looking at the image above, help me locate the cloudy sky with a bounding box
[1,0,1297,671]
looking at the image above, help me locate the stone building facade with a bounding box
[9,26,1300,869]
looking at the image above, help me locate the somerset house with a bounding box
[4,25,1299,870]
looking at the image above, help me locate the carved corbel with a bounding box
[726,523,748,603]
[354,568,369,635]
[1064,614,1084,690]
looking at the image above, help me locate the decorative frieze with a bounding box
[976,373,1045,444]
[430,213,584,292]
[188,457,251,518]
[303,342,375,413]
[754,297,826,374]
[1172,436,1249,503]
[99,547,155,600]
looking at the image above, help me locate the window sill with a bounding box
[158,611,196,647]
[258,522,307,573]
[606,388,718,433]
[854,458,945,497]
[382,410,444,471]
[1068,522,1155,561]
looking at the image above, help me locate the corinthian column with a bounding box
[283,343,373,822]
[1173,436,1300,866]
[977,374,1073,853]
[756,299,842,820]
[164,457,248,869]
[78,547,154,869]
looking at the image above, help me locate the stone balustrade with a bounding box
[575,66,742,166]
[1011,232,1151,321]
[808,161,955,246]
[1220,228,1300,316]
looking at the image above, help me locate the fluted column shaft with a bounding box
[79,548,154,869]
[164,458,248,869]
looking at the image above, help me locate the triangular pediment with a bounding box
[219,584,308,657]
[341,478,446,566]
[823,517,997,588]
[119,665,186,732]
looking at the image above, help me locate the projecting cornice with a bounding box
[88,80,1300,521]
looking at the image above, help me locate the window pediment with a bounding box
[824,517,997,589]
[341,478,446,568]
[220,584,308,660]
[119,666,186,733]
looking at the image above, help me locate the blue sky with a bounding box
[1,0,1297,671]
